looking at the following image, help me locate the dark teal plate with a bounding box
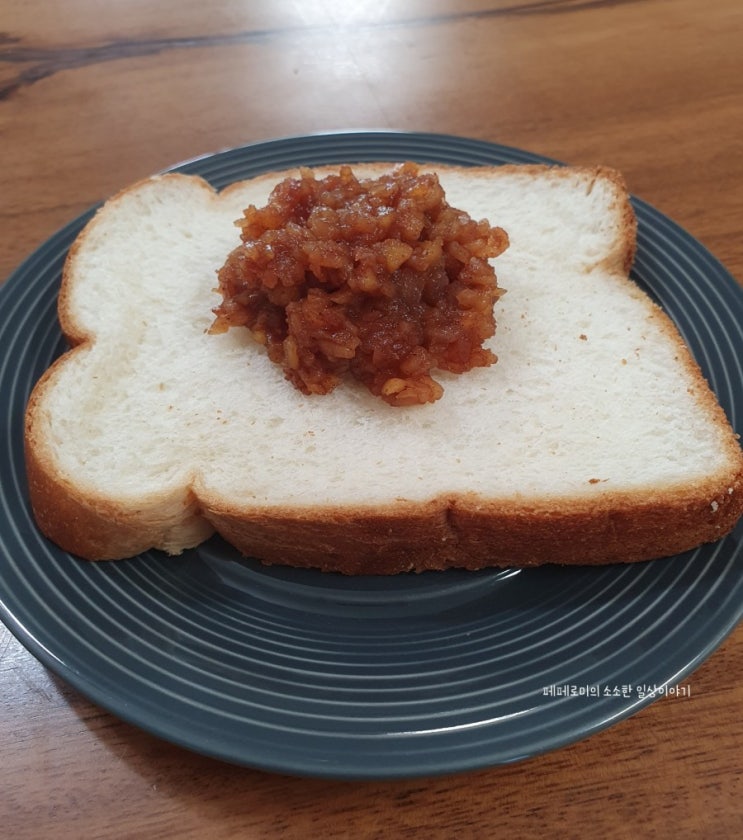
[1,132,741,780]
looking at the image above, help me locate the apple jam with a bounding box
[211,163,508,406]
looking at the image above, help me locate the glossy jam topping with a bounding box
[211,163,508,405]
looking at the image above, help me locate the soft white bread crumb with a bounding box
[24,164,743,572]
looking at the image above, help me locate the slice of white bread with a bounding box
[24,164,743,573]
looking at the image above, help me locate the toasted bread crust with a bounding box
[23,164,743,572]
[25,370,214,560]
[201,473,743,574]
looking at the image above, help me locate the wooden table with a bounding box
[2,1,741,836]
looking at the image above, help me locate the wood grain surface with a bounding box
[1,1,741,837]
